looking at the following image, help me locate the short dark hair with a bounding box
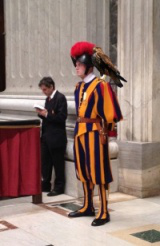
[39,77,55,89]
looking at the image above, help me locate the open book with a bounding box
[33,104,45,110]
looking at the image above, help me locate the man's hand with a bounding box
[36,108,48,117]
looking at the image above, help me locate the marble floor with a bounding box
[0,192,160,246]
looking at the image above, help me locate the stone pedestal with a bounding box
[118,0,160,197]
[118,141,160,198]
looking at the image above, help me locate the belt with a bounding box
[77,117,101,123]
[77,117,108,145]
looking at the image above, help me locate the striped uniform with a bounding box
[74,77,123,219]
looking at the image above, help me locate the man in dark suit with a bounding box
[36,77,67,196]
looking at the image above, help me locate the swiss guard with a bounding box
[68,41,124,226]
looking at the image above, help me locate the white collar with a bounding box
[50,89,57,99]
[83,73,96,83]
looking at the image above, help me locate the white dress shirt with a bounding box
[50,89,57,99]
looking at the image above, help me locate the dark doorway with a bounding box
[0,0,5,92]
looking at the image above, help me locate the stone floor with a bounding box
[0,192,160,246]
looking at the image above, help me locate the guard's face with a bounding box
[40,85,54,97]
[75,61,86,79]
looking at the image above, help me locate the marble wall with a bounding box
[117,0,160,197]
[3,0,110,95]
[117,0,160,143]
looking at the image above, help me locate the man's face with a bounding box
[40,85,54,97]
[75,61,86,79]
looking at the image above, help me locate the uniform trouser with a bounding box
[79,181,108,219]
[41,139,66,192]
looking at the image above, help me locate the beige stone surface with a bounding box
[117,0,160,197]
[3,0,110,95]
[0,193,160,246]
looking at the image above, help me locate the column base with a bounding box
[118,141,160,198]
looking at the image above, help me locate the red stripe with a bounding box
[100,83,104,98]
[88,94,92,102]
[108,130,117,137]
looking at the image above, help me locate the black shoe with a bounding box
[91,213,110,226]
[68,210,95,218]
[47,190,64,196]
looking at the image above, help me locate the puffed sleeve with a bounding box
[96,81,123,123]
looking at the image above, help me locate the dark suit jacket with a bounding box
[39,91,68,148]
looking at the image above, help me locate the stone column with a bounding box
[118,0,160,197]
